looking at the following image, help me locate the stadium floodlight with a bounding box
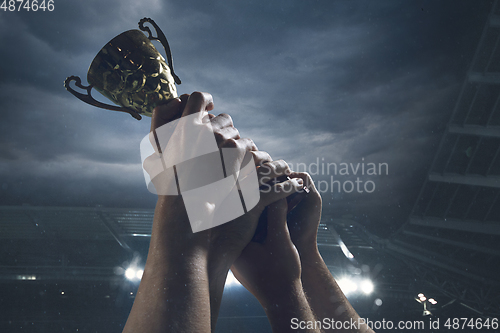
[361,280,374,295]
[125,266,144,282]
[338,278,357,295]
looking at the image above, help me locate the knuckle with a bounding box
[299,171,312,180]
[239,138,252,151]
[278,159,289,169]
[268,162,278,173]
[258,162,272,174]
[224,138,238,148]
[213,131,225,142]
[261,162,273,175]
[250,150,259,159]
[253,151,271,163]
[246,138,256,150]
[219,113,233,125]
[256,158,266,168]
[190,91,204,100]
[272,159,288,173]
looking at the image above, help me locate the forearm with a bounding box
[208,260,231,332]
[299,247,374,333]
[122,196,212,333]
[259,280,320,333]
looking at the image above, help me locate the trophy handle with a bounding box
[139,17,182,85]
[64,76,142,120]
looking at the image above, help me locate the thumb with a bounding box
[148,95,189,155]
[181,91,214,118]
[266,198,290,244]
[150,97,185,133]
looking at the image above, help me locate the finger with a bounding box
[214,126,240,146]
[150,97,183,132]
[210,113,233,131]
[179,93,190,108]
[220,137,258,151]
[251,151,272,167]
[286,190,306,214]
[287,171,319,195]
[258,177,304,209]
[203,113,216,123]
[181,91,214,117]
[257,160,291,186]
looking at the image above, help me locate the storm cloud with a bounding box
[0,0,493,235]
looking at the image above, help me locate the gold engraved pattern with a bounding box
[87,30,177,117]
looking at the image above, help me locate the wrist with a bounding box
[298,245,325,273]
[259,278,304,310]
[154,195,211,245]
[260,280,319,332]
[296,241,320,260]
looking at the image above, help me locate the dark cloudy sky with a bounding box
[0,0,494,236]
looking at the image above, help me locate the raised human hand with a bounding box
[286,172,322,254]
[149,92,304,260]
[231,198,302,305]
[148,92,305,332]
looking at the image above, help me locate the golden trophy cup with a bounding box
[64,18,181,120]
